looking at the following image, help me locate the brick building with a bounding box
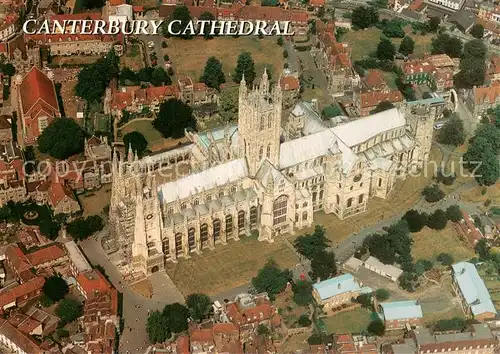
[312,274,372,310]
[379,300,423,330]
[0,277,45,313]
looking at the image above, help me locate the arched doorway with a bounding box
[188,228,196,252]
[273,195,288,226]
[238,210,245,231]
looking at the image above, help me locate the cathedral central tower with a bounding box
[237,70,282,176]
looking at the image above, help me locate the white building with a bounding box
[427,0,465,11]
[364,256,403,282]
[64,241,92,277]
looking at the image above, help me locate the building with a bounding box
[64,241,92,277]
[0,318,43,354]
[109,71,440,280]
[279,75,300,108]
[312,22,358,97]
[48,182,81,215]
[0,116,12,144]
[448,10,476,32]
[451,262,497,320]
[379,300,423,330]
[363,256,403,282]
[334,334,379,354]
[388,324,498,354]
[487,56,500,83]
[454,211,484,246]
[478,3,500,23]
[312,274,371,310]
[25,244,67,269]
[427,0,465,11]
[354,90,404,117]
[13,66,61,146]
[4,245,38,282]
[472,84,500,116]
[403,55,455,93]
[0,277,45,313]
[76,269,112,299]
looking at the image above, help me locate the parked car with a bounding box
[148,41,155,49]
[434,123,445,130]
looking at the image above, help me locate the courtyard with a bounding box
[52,68,80,120]
[119,119,163,148]
[320,307,374,334]
[164,36,284,81]
[121,42,145,71]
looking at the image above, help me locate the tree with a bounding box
[153,99,196,139]
[40,294,54,307]
[163,303,190,333]
[150,67,171,86]
[446,205,462,222]
[2,63,15,77]
[431,33,462,58]
[470,24,485,39]
[402,209,428,232]
[475,151,500,186]
[351,6,378,29]
[75,50,119,102]
[257,324,270,335]
[322,105,342,118]
[146,310,170,343]
[294,225,330,259]
[218,87,238,122]
[454,40,487,89]
[277,37,284,46]
[165,6,192,39]
[371,101,395,114]
[354,293,373,309]
[427,209,448,230]
[199,12,215,39]
[383,20,405,38]
[186,293,211,322]
[399,36,415,56]
[233,52,256,85]
[123,131,148,157]
[438,114,465,146]
[434,317,467,331]
[437,252,454,266]
[415,259,433,274]
[200,57,225,90]
[475,239,491,260]
[82,0,104,9]
[56,299,82,324]
[428,16,440,32]
[39,219,61,240]
[292,280,313,306]
[310,250,337,281]
[422,184,444,203]
[37,118,86,159]
[251,259,292,300]
[376,37,396,61]
[463,39,487,59]
[367,319,385,336]
[43,276,68,302]
[67,215,104,241]
[298,314,312,327]
[375,288,390,301]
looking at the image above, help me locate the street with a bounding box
[80,228,182,354]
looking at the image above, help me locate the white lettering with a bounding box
[93,20,106,34]
[150,20,163,34]
[181,20,195,35]
[168,20,181,35]
[134,20,149,35]
[37,20,50,34]
[22,19,37,34]
[238,21,254,35]
[254,20,267,35]
[225,20,238,35]
[81,20,92,34]
[108,20,120,35]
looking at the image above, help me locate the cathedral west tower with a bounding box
[238,69,282,176]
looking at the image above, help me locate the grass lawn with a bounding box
[382,71,398,89]
[290,147,443,245]
[120,120,163,148]
[423,306,465,325]
[342,26,434,61]
[164,36,284,82]
[411,224,474,262]
[165,236,299,296]
[121,43,145,71]
[79,187,111,217]
[460,182,500,206]
[322,307,373,334]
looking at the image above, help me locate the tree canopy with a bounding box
[463,124,500,186]
[351,6,378,29]
[218,87,239,122]
[81,0,104,9]
[43,275,69,302]
[368,319,385,336]
[163,303,190,333]
[438,114,465,146]
[164,6,193,39]
[363,220,412,267]
[37,118,86,160]
[251,259,292,300]
[437,252,454,266]
[67,215,104,241]
[294,225,330,260]
[431,33,462,58]
[309,250,337,281]
[446,205,462,222]
[123,131,148,157]
[199,12,216,39]
[376,37,396,61]
[427,209,448,230]
[382,20,405,38]
[399,36,415,56]
[233,52,256,85]
[402,209,428,232]
[470,24,484,39]
[200,57,225,89]
[146,310,170,343]
[454,39,487,89]
[186,293,212,322]
[56,298,82,324]
[422,184,444,203]
[39,219,61,240]
[153,98,196,139]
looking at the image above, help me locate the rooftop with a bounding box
[380,300,423,321]
[64,241,92,274]
[313,274,364,300]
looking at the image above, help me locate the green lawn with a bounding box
[321,307,373,334]
[120,120,163,148]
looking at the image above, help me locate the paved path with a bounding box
[80,227,183,354]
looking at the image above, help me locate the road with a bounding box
[80,227,180,354]
[137,10,166,69]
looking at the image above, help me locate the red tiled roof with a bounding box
[0,276,45,309]
[0,319,43,354]
[109,0,125,5]
[474,84,500,104]
[280,76,300,91]
[190,328,214,343]
[76,269,112,298]
[5,245,31,274]
[359,90,403,108]
[132,5,144,11]
[177,335,190,353]
[26,244,66,267]
[318,28,352,69]
[212,322,239,333]
[309,0,325,6]
[364,70,386,90]
[19,67,59,116]
[48,181,76,207]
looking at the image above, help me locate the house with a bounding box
[472,84,500,116]
[14,66,61,145]
[488,56,500,83]
[48,182,81,215]
[448,10,476,33]
[452,262,497,320]
[403,55,455,93]
[76,269,112,299]
[0,318,43,354]
[7,311,43,336]
[363,256,403,282]
[363,70,388,91]
[4,245,38,283]
[0,276,45,313]
[0,115,12,144]
[379,300,423,330]
[334,334,379,354]
[64,241,92,277]
[427,0,465,11]
[353,90,403,116]
[455,211,484,246]
[280,76,300,108]
[388,324,498,354]
[312,274,371,310]
[25,244,67,270]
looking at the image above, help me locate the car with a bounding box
[148,41,155,49]
[434,123,444,130]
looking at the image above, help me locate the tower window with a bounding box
[260,115,265,130]
[268,113,272,128]
[259,146,263,160]
[266,144,271,158]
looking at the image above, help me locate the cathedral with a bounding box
[109,70,443,280]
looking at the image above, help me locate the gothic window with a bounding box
[194,199,199,206]
[230,185,236,194]
[273,195,288,225]
[259,146,264,160]
[302,211,308,221]
[399,153,404,162]
[175,233,183,256]
[378,178,382,187]
[266,144,271,158]
[238,210,245,231]
[213,219,221,241]
[319,190,324,200]
[267,113,272,128]
[200,224,209,246]
[188,228,196,251]
[162,239,169,255]
[312,192,317,202]
[336,195,340,204]
[347,198,353,208]
[250,206,257,226]
[302,202,307,208]
[260,115,265,130]
[206,195,212,202]
[359,194,364,204]
[353,174,362,182]
[167,208,173,214]
[295,214,299,222]
[181,202,187,210]
[410,148,415,160]
[218,189,224,198]
[225,215,233,234]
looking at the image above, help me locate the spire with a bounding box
[241,73,246,86]
[134,150,139,162]
[260,67,269,93]
[127,144,133,163]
